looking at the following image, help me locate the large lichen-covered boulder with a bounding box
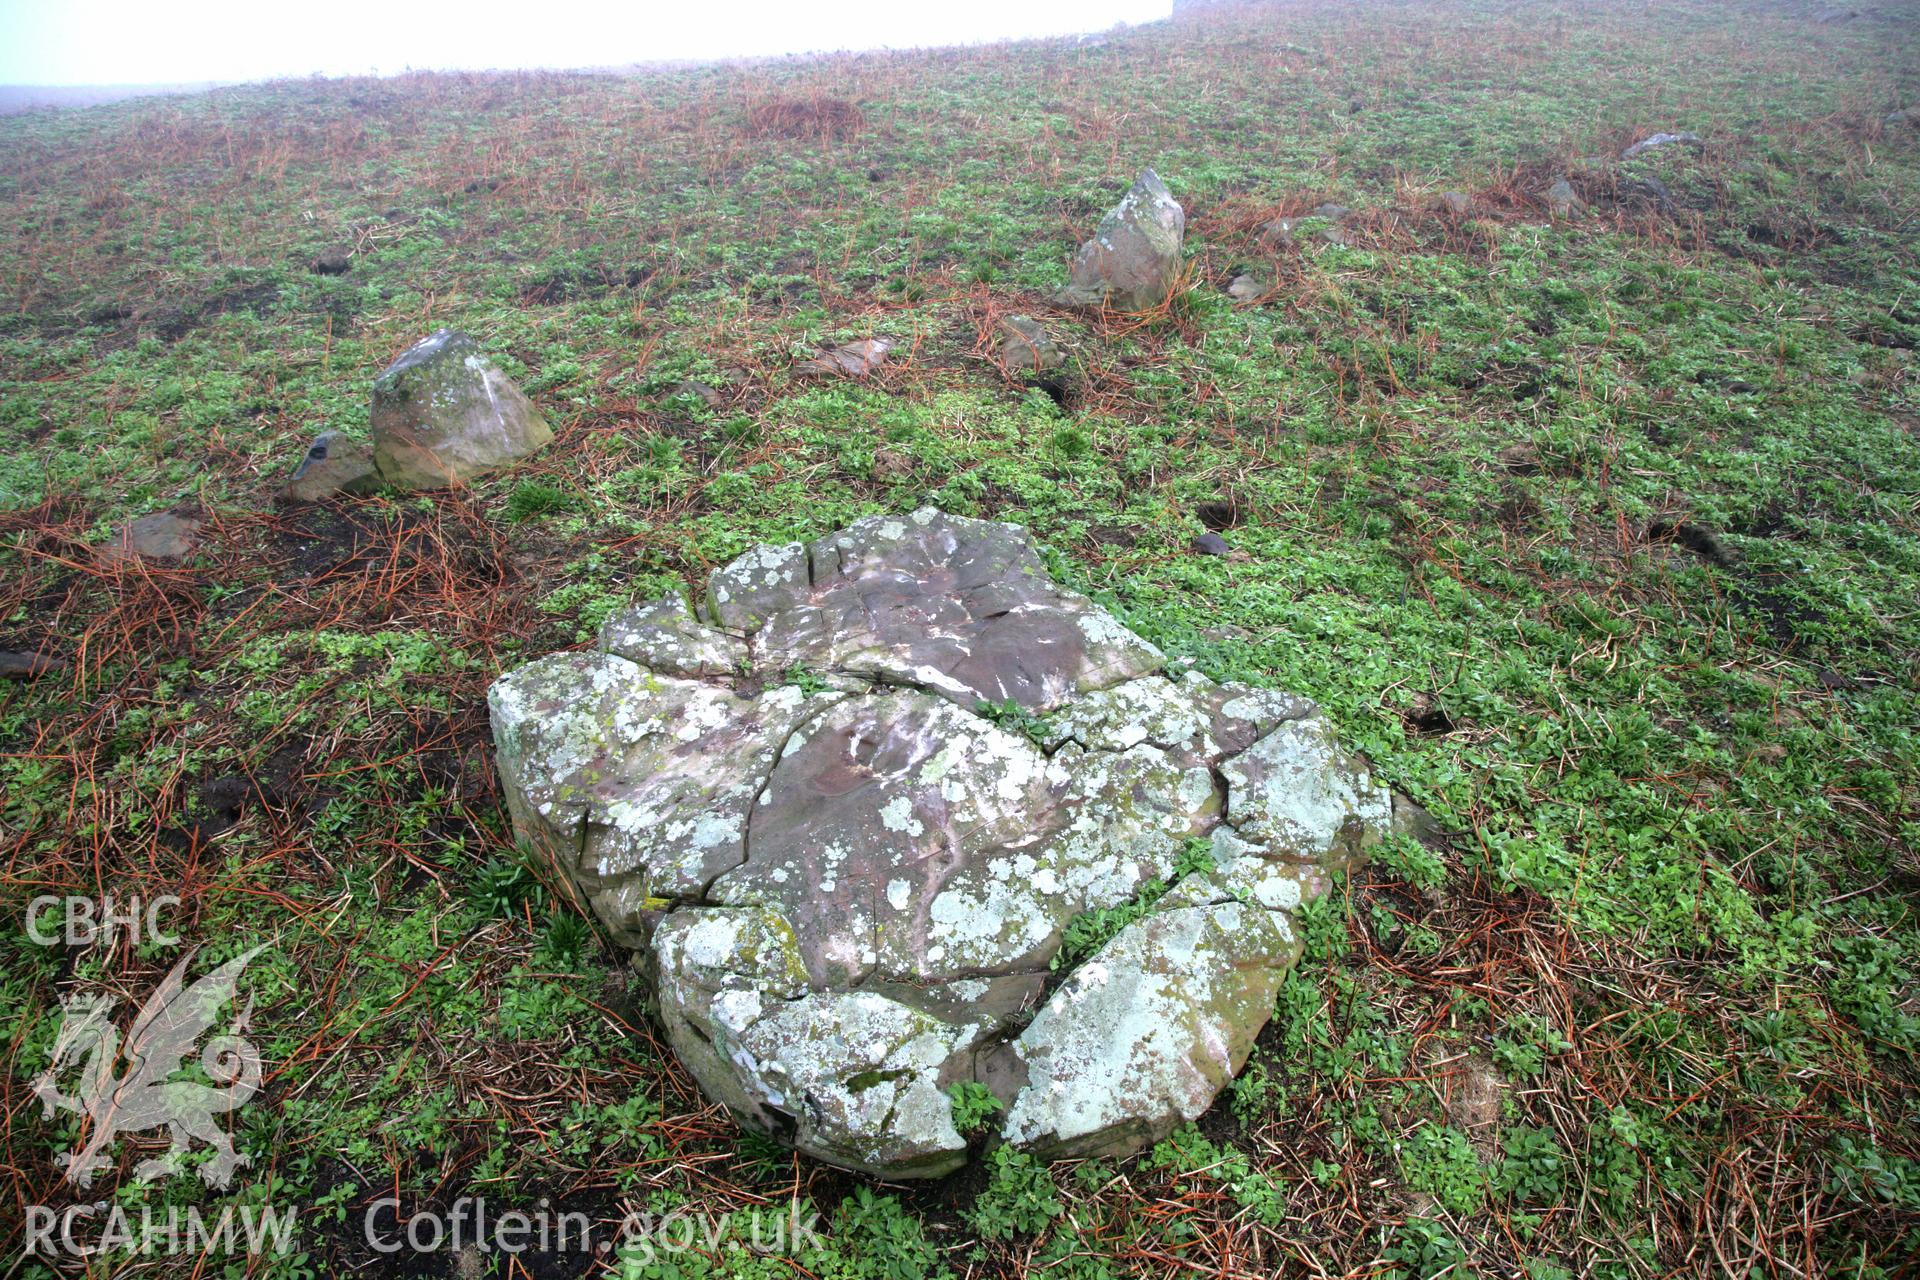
[370,330,553,489]
[1058,169,1186,312]
[489,508,1390,1178]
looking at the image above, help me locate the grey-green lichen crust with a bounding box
[489,508,1392,1177]
[370,329,554,489]
[1058,169,1187,312]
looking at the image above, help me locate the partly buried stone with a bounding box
[1226,274,1267,302]
[1620,130,1702,159]
[99,513,202,564]
[671,379,726,410]
[1620,175,1677,218]
[871,448,913,481]
[370,330,554,490]
[283,431,380,501]
[999,315,1064,372]
[489,507,1393,1177]
[802,339,891,377]
[1058,169,1186,312]
[1542,178,1586,219]
[1259,216,1296,247]
[0,650,66,680]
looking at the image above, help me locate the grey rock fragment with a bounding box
[284,431,380,502]
[1225,275,1267,302]
[1542,178,1586,218]
[99,513,202,564]
[1621,130,1703,159]
[802,339,891,377]
[999,315,1065,371]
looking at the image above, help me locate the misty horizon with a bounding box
[0,0,1172,90]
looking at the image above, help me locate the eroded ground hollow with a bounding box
[490,508,1393,1177]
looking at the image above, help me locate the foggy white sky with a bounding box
[0,0,1172,86]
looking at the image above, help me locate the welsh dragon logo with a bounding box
[32,946,265,1188]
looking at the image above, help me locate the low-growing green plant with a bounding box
[538,910,594,967]
[1830,935,1920,1054]
[471,856,544,917]
[1147,1127,1288,1226]
[1374,831,1447,891]
[1398,1123,1486,1215]
[1383,1217,1470,1280]
[783,665,833,695]
[1053,880,1166,969]
[505,479,574,521]
[966,1147,1064,1241]
[1824,1135,1920,1214]
[1491,1015,1572,1081]
[1498,1126,1568,1204]
[1171,834,1216,880]
[974,695,1051,744]
[835,1187,950,1280]
[1229,1058,1286,1127]
[947,1082,1004,1137]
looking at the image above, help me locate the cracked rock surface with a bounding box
[490,508,1391,1177]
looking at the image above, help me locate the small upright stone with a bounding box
[1059,169,1186,312]
[284,431,380,502]
[1621,175,1676,217]
[1542,178,1586,219]
[999,315,1064,371]
[370,330,553,490]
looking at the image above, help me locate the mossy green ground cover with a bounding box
[1,0,1916,1274]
